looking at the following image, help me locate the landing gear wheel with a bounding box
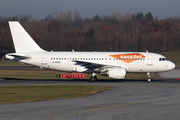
[147,72,151,82]
[90,76,97,82]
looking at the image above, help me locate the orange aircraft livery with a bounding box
[109,53,146,63]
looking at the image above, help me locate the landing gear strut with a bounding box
[147,72,151,82]
[90,72,98,82]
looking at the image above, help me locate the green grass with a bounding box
[0,85,113,104]
[0,69,58,80]
[0,69,154,80]
[0,60,28,66]
[126,72,155,79]
[159,51,180,67]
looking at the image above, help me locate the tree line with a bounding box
[0,12,180,58]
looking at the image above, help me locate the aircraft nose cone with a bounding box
[170,62,175,70]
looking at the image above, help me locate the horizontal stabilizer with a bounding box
[6,53,31,61]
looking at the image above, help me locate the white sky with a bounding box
[0,0,180,20]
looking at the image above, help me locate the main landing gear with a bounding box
[90,76,97,82]
[147,72,151,82]
[90,72,98,82]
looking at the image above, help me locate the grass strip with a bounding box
[0,85,113,104]
[0,60,28,66]
[0,69,155,80]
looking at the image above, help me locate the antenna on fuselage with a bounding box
[72,49,74,52]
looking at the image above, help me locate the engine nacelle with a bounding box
[108,68,126,79]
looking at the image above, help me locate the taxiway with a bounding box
[0,79,180,120]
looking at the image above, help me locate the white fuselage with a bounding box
[8,51,175,73]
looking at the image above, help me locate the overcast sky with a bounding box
[0,0,180,20]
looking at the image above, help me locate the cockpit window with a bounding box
[159,58,168,61]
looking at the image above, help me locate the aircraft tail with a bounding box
[8,21,45,53]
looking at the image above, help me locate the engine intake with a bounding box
[101,68,126,79]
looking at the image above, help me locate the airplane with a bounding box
[6,21,175,82]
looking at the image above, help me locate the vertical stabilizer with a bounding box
[9,21,45,53]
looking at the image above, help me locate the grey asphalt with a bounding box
[0,79,180,120]
[0,67,180,120]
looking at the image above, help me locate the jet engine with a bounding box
[101,68,126,79]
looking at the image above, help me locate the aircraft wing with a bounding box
[73,60,127,72]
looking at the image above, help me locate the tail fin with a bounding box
[8,21,45,53]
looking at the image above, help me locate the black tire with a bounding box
[90,76,97,82]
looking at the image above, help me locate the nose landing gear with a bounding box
[147,72,151,82]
